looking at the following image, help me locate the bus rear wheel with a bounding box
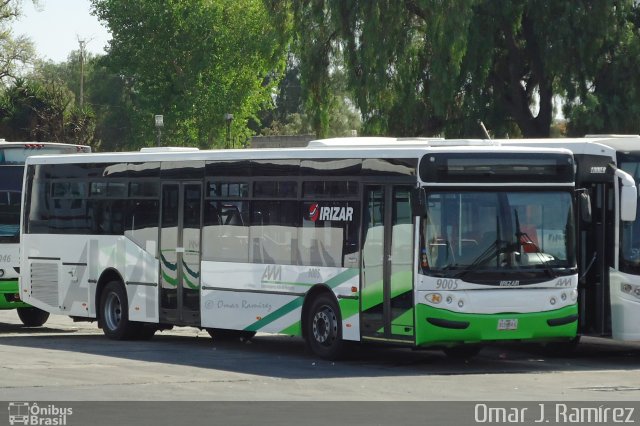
[305,293,344,360]
[16,307,49,327]
[100,280,154,340]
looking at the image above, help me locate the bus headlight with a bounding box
[561,292,567,301]
[550,297,557,306]
[621,283,640,299]
[446,295,453,304]
[0,269,4,278]
[570,289,578,301]
[425,293,442,304]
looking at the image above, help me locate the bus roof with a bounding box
[23,143,574,165]
[307,136,494,148]
[499,135,640,159]
[310,135,640,159]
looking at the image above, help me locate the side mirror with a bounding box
[579,192,592,223]
[411,187,427,216]
[620,185,638,222]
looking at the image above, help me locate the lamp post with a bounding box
[224,113,233,149]
[155,114,164,147]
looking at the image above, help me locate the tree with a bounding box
[91,0,290,149]
[0,0,35,84]
[564,3,640,135]
[256,51,360,137]
[293,1,638,138]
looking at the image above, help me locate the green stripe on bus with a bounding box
[160,253,177,271]
[183,274,200,290]
[244,297,304,332]
[244,268,359,332]
[325,268,359,289]
[161,270,178,286]
[182,261,200,279]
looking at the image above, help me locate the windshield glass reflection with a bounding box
[420,191,575,279]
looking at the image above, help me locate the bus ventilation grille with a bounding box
[30,262,59,307]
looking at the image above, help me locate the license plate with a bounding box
[498,319,518,330]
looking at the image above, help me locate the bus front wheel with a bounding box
[16,307,49,327]
[305,293,344,360]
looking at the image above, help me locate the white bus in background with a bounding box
[20,140,580,359]
[0,141,90,326]
[499,136,640,343]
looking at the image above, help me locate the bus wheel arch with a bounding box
[95,268,125,328]
[302,285,344,360]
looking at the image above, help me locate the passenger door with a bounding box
[361,184,415,343]
[159,182,202,326]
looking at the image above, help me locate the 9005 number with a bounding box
[436,278,458,290]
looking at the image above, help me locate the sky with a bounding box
[11,0,111,63]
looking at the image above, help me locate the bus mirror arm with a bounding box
[613,167,638,222]
[411,187,427,216]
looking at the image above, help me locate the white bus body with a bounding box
[20,140,579,358]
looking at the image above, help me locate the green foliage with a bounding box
[91,0,290,149]
[564,2,640,135]
[0,76,94,144]
[0,1,35,82]
[293,0,640,138]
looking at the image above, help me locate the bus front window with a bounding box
[420,191,575,280]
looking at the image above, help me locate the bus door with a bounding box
[579,181,614,336]
[361,184,415,343]
[159,182,202,326]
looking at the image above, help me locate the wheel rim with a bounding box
[312,305,338,346]
[104,292,122,331]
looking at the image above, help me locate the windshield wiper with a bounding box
[453,238,513,280]
[514,209,556,279]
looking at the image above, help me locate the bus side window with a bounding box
[202,200,249,263]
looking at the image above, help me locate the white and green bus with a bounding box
[19,140,579,358]
[0,141,90,326]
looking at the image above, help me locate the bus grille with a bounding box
[30,262,59,307]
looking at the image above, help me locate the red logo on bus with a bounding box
[309,203,320,221]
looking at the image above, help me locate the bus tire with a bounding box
[443,344,483,359]
[206,328,256,341]
[305,293,344,360]
[16,307,49,327]
[99,280,138,340]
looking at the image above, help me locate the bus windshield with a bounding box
[420,191,575,281]
[0,167,23,243]
[620,158,640,273]
[0,146,85,243]
[0,146,77,165]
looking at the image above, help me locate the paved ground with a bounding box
[0,310,639,401]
